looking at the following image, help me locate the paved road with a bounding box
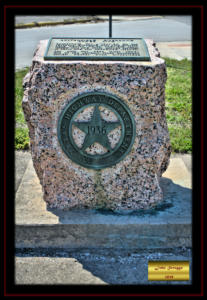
[15,15,192,26]
[15,15,96,25]
[162,15,192,25]
[15,16,191,70]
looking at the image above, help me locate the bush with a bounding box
[15,127,30,150]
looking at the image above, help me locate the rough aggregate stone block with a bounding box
[22,39,171,211]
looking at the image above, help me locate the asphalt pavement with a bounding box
[15,248,192,285]
[15,15,192,70]
[15,15,192,27]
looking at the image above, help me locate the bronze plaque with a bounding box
[58,92,136,169]
[44,38,150,61]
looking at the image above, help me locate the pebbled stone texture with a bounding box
[22,39,171,211]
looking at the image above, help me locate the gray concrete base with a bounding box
[15,154,192,249]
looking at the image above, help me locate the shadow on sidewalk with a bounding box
[47,177,192,221]
[15,177,192,285]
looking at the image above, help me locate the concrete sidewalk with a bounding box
[15,151,192,249]
[157,41,191,61]
[15,150,192,285]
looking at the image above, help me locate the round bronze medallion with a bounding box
[58,92,136,169]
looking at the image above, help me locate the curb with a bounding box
[16,223,191,249]
[15,17,101,29]
[15,16,163,29]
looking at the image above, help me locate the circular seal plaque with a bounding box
[58,92,135,169]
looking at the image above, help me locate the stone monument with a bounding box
[22,36,171,211]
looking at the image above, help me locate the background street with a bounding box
[15,15,192,70]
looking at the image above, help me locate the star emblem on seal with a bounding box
[72,104,120,152]
[58,92,135,169]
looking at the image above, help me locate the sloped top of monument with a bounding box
[33,39,164,66]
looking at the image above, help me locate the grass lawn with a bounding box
[15,68,30,150]
[164,58,192,153]
[15,57,192,153]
